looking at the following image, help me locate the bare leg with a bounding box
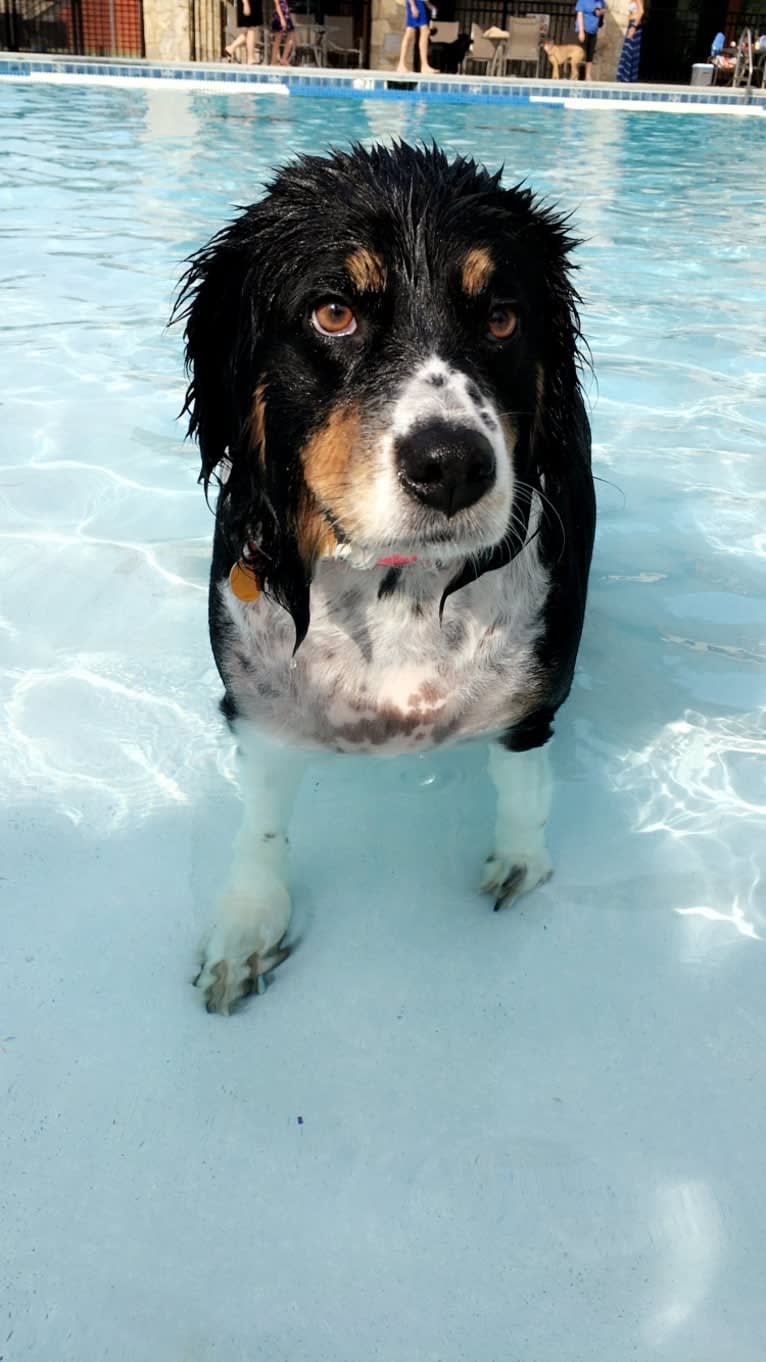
[281,29,295,63]
[196,724,307,1015]
[482,743,553,909]
[270,30,283,63]
[225,32,246,59]
[245,26,257,63]
[396,27,415,72]
[418,24,437,74]
[584,61,593,79]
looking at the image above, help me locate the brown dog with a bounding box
[543,41,584,79]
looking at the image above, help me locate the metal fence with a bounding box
[452,0,573,45]
[448,1,766,83]
[1,0,144,54]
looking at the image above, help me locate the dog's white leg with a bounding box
[197,724,307,1015]
[481,742,553,910]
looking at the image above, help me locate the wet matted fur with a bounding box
[175,142,596,1014]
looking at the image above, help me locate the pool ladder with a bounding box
[733,27,754,98]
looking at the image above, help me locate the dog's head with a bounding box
[176,143,582,646]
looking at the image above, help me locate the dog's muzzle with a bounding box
[395,421,496,518]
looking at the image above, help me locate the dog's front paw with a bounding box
[196,884,291,1015]
[481,848,553,911]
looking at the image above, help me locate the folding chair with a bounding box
[464,23,496,74]
[502,15,542,77]
[322,15,362,67]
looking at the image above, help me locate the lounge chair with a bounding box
[502,16,542,77]
[323,15,361,67]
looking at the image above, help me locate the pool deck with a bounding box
[2,51,766,113]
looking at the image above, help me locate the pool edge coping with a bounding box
[2,54,765,114]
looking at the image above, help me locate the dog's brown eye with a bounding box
[487,304,518,340]
[312,301,357,337]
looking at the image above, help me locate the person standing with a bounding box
[224,0,260,65]
[270,0,296,65]
[396,0,438,76]
[575,0,605,80]
[615,0,643,82]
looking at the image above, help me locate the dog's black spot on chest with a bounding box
[443,618,467,647]
[339,588,363,613]
[257,680,281,699]
[377,568,402,599]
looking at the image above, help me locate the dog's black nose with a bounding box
[396,423,496,517]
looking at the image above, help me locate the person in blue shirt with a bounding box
[397,0,438,75]
[576,0,605,79]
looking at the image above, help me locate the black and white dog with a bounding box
[176,143,596,1014]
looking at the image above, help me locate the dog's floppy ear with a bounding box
[514,191,585,467]
[174,211,312,649]
[175,214,263,490]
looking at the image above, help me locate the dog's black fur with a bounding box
[176,143,595,755]
[429,32,473,73]
[174,143,596,1011]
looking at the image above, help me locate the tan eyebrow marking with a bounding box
[461,247,495,297]
[345,248,387,293]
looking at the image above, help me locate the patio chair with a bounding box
[464,23,496,74]
[430,20,459,44]
[322,15,361,67]
[502,15,541,77]
[526,12,550,38]
[292,22,325,65]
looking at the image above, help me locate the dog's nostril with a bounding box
[396,423,496,517]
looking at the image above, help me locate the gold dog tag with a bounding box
[229,560,261,602]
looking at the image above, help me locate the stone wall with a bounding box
[369,0,404,70]
[143,0,192,60]
[594,0,631,80]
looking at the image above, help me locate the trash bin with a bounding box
[691,62,714,86]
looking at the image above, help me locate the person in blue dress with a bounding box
[616,0,643,81]
[396,0,438,74]
[575,0,605,80]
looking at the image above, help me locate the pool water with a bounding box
[1,82,765,1361]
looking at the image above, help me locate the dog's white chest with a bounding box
[220,556,549,753]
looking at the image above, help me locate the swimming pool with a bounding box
[2,81,765,1361]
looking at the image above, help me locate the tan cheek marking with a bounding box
[302,403,361,504]
[250,383,267,467]
[345,248,386,293]
[295,489,337,567]
[461,247,494,297]
[298,404,365,564]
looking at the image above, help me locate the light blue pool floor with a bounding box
[1,85,765,1361]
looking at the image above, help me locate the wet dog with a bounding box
[176,143,595,1014]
